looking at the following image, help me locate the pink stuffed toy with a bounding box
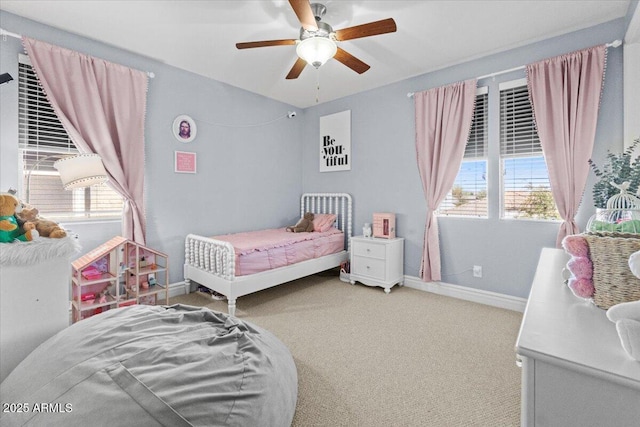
[562,234,595,299]
[568,277,595,299]
[562,234,589,258]
[567,256,593,280]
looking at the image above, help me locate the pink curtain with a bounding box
[415,79,477,281]
[526,45,606,247]
[23,37,148,244]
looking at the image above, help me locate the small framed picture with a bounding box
[174,151,197,174]
[172,115,197,143]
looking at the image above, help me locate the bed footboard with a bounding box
[184,234,235,287]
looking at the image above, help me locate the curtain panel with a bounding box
[22,37,149,244]
[415,79,477,282]
[526,45,606,247]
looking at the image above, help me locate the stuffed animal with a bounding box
[567,277,595,299]
[562,234,590,258]
[606,300,640,361]
[561,234,595,299]
[567,256,593,279]
[0,193,38,243]
[630,250,640,279]
[286,212,315,233]
[16,205,67,238]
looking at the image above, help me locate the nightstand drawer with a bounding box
[352,241,386,259]
[351,256,386,278]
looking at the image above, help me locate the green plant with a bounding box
[520,187,560,219]
[588,137,640,208]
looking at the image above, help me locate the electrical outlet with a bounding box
[473,265,483,278]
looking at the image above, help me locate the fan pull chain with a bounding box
[316,68,321,104]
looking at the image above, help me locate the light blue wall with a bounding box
[301,19,626,298]
[0,11,304,284]
[627,0,639,29]
[0,10,628,299]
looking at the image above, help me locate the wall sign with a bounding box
[319,110,351,172]
[174,151,197,174]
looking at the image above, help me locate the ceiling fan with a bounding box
[235,0,397,79]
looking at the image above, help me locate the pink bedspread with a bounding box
[211,227,344,276]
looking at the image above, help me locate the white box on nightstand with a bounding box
[349,236,404,293]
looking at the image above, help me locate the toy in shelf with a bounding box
[71,236,169,322]
[81,265,102,280]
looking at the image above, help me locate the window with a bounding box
[499,79,559,220]
[18,54,123,221]
[437,88,488,217]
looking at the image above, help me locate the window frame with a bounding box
[437,87,489,218]
[17,53,124,222]
[498,78,560,222]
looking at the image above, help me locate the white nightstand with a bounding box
[349,236,404,293]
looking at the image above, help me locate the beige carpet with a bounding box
[170,272,523,426]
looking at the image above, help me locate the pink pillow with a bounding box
[312,213,337,232]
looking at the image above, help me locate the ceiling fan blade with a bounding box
[236,39,297,49]
[334,18,397,41]
[289,0,318,31]
[334,48,370,74]
[286,57,307,79]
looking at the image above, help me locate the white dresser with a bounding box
[516,248,640,426]
[0,238,77,382]
[349,236,404,293]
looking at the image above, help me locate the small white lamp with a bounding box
[296,37,337,69]
[53,154,109,189]
[25,153,109,203]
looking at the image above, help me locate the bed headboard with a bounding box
[301,193,352,251]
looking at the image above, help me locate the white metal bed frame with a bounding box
[184,193,352,316]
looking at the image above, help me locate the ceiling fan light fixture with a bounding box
[296,37,337,69]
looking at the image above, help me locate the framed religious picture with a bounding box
[319,110,351,172]
[173,115,197,143]
[174,151,197,174]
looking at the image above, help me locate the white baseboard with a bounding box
[403,275,527,312]
[169,276,527,312]
[168,281,188,298]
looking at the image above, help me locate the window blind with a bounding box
[18,58,74,153]
[499,80,541,158]
[464,89,488,159]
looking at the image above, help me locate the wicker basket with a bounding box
[583,232,640,309]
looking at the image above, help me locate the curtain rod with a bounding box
[1,27,155,78]
[407,39,622,98]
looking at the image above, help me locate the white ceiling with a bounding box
[0,1,631,108]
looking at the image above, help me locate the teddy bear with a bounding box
[286,212,315,233]
[0,193,39,243]
[16,205,67,238]
[630,250,640,279]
